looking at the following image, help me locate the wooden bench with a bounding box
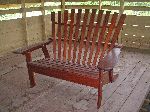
[14,9,126,109]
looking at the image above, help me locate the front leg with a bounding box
[25,52,36,88]
[27,68,36,88]
[97,69,103,109]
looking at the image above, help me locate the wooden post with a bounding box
[21,0,28,45]
[61,0,65,11]
[119,0,125,44]
[41,0,47,41]
[120,0,125,14]
[61,0,65,38]
[99,0,102,10]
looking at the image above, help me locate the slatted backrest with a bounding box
[51,9,126,66]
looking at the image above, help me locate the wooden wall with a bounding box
[0,0,150,55]
[0,15,52,54]
[122,16,150,49]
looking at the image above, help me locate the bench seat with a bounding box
[28,58,112,88]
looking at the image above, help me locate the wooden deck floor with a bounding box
[0,48,150,112]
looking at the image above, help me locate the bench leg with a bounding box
[109,69,113,83]
[25,53,36,87]
[97,70,102,109]
[28,69,36,88]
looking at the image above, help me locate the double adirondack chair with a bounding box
[14,9,126,109]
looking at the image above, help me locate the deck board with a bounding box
[99,62,147,112]
[119,67,150,112]
[0,48,150,112]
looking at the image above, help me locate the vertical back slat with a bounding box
[77,9,90,64]
[62,10,68,61]
[109,14,126,51]
[68,9,75,61]
[91,11,110,65]
[72,9,82,63]
[100,12,118,59]
[88,10,104,66]
[82,9,97,65]
[58,11,62,60]
[51,12,56,60]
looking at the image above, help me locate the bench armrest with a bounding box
[13,38,53,55]
[98,47,121,71]
[114,43,123,48]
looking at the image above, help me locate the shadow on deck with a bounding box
[0,48,150,112]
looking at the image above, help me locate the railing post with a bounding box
[61,0,65,11]
[21,0,29,45]
[41,0,47,41]
[119,0,125,44]
[99,0,102,10]
[120,0,125,14]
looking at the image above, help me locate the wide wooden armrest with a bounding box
[114,43,123,48]
[98,47,121,71]
[13,38,53,55]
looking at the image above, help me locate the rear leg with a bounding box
[109,69,113,83]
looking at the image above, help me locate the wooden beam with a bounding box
[61,0,65,11]
[99,0,102,10]
[0,4,21,8]
[119,0,124,44]
[120,0,124,14]
[41,0,46,41]
[125,6,150,11]
[65,5,99,9]
[0,5,61,15]
[21,0,28,45]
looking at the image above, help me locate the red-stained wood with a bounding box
[42,45,50,58]
[97,69,102,109]
[100,12,118,59]
[109,14,126,51]
[86,10,104,66]
[51,12,56,60]
[13,38,53,55]
[77,9,89,64]
[72,9,82,63]
[14,9,126,109]
[58,11,62,60]
[109,69,113,83]
[63,10,68,61]
[54,22,110,28]
[28,58,115,88]
[89,11,111,65]
[82,9,96,65]
[25,52,36,87]
[68,9,75,61]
